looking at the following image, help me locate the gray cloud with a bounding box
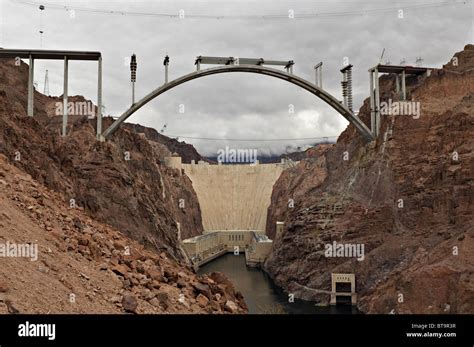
[1,0,472,155]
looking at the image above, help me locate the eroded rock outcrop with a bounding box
[124,123,206,164]
[265,45,474,314]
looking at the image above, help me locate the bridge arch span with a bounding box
[102,64,373,141]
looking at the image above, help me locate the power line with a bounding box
[165,135,338,142]
[17,0,467,20]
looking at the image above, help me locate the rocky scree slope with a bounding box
[0,154,247,313]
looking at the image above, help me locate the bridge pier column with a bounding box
[163,55,170,84]
[374,67,381,138]
[319,67,322,88]
[314,62,323,88]
[97,56,102,138]
[27,55,34,117]
[401,70,406,100]
[395,73,400,97]
[62,56,69,137]
[369,69,375,138]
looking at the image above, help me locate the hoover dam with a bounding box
[165,156,294,268]
[178,158,292,231]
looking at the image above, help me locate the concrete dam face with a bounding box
[181,161,285,232]
[164,156,290,232]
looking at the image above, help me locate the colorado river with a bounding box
[198,253,358,314]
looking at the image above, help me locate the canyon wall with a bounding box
[265,45,474,314]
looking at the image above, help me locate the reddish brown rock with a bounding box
[224,300,238,313]
[0,281,9,293]
[196,293,209,307]
[0,57,204,260]
[264,45,474,314]
[192,282,211,300]
[122,294,138,313]
[111,264,130,277]
[146,268,162,282]
[0,56,248,315]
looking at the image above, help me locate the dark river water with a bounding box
[198,253,358,314]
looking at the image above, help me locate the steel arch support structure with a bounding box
[101,64,374,141]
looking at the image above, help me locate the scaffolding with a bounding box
[369,64,434,137]
[341,64,353,112]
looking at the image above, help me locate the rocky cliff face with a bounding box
[0,58,203,261]
[124,123,206,164]
[265,45,474,314]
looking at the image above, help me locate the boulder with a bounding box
[156,291,169,304]
[164,269,178,282]
[192,282,211,299]
[111,264,129,277]
[146,268,162,281]
[196,293,209,307]
[5,300,20,314]
[149,297,161,308]
[155,291,169,309]
[73,217,84,231]
[224,300,238,313]
[177,278,187,288]
[0,280,9,293]
[122,294,138,313]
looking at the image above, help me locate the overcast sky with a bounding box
[0,0,472,156]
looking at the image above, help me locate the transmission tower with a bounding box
[43,69,49,95]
